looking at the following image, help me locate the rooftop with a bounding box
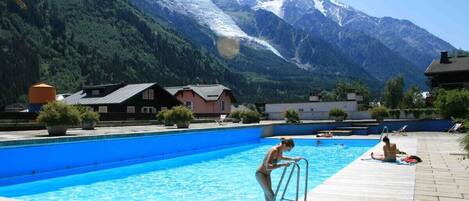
[165,84,234,102]
[63,83,156,105]
[425,56,469,75]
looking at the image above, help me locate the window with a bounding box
[185,101,193,110]
[299,108,304,112]
[127,106,135,113]
[92,90,100,96]
[98,106,108,113]
[142,89,154,100]
[141,106,156,114]
[310,108,314,112]
[221,100,225,111]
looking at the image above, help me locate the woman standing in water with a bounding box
[256,138,301,201]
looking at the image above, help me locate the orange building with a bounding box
[165,84,236,117]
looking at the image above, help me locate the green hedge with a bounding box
[370,106,389,122]
[329,108,348,120]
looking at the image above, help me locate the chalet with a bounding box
[165,84,236,116]
[63,82,181,113]
[425,52,469,89]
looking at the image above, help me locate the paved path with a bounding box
[414,134,469,201]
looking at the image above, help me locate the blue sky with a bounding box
[338,0,469,50]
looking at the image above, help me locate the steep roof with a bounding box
[425,56,469,75]
[165,84,235,102]
[63,83,156,105]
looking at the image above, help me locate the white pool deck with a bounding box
[0,122,468,201]
[305,135,417,201]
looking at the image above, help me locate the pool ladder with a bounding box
[273,158,309,201]
[380,126,389,141]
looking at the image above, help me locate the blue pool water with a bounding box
[0,139,377,201]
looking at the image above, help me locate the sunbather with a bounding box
[317,131,333,138]
[371,136,397,162]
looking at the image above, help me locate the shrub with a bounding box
[434,89,469,119]
[283,109,300,123]
[167,106,194,124]
[411,109,423,119]
[156,110,168,122]
[329,108,348,121]
[80,109,100,123]
[156,109,175,126]
[229,110,244,121]
[370,106,389,122]
[241,110,261,124]
[389,109,401,119]
[423,108,435,117]
[37,101,81,126]
[403,109,412,118]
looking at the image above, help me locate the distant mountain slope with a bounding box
[0,0,253,106]
[315,0,456,70]
[220,7,370,77]
[292,10,423,84]
[232,0,455,86]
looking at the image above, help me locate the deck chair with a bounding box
[448,123,462,133]
[392,125,408,136]
[215,114,227,125]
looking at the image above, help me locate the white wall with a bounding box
[266,101,357,112]
[265,101,366,120]
[267,111,371,120]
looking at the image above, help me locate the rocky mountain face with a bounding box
[258,0,455,73]
[136,0,455,89]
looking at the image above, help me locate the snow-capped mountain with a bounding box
[132,0,456,88]
[153,0,284,58]
[244,0,455,70]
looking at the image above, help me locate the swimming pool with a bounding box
[0,139,377,201]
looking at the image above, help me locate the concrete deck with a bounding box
[303,134,417,201]
[279,132,468,201]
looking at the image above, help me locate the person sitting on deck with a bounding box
[370,136,397,162]
[317,131,333,138]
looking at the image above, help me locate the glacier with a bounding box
[155,0,285,58]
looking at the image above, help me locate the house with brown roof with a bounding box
[63,82,181,114]
[165,84,236,117]
[425,51,469,89]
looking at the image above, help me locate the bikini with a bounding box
[256,153,280,176]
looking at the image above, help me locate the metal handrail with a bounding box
[380,126,388,141]
[273,158,310,201]
[300,158,309,200]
